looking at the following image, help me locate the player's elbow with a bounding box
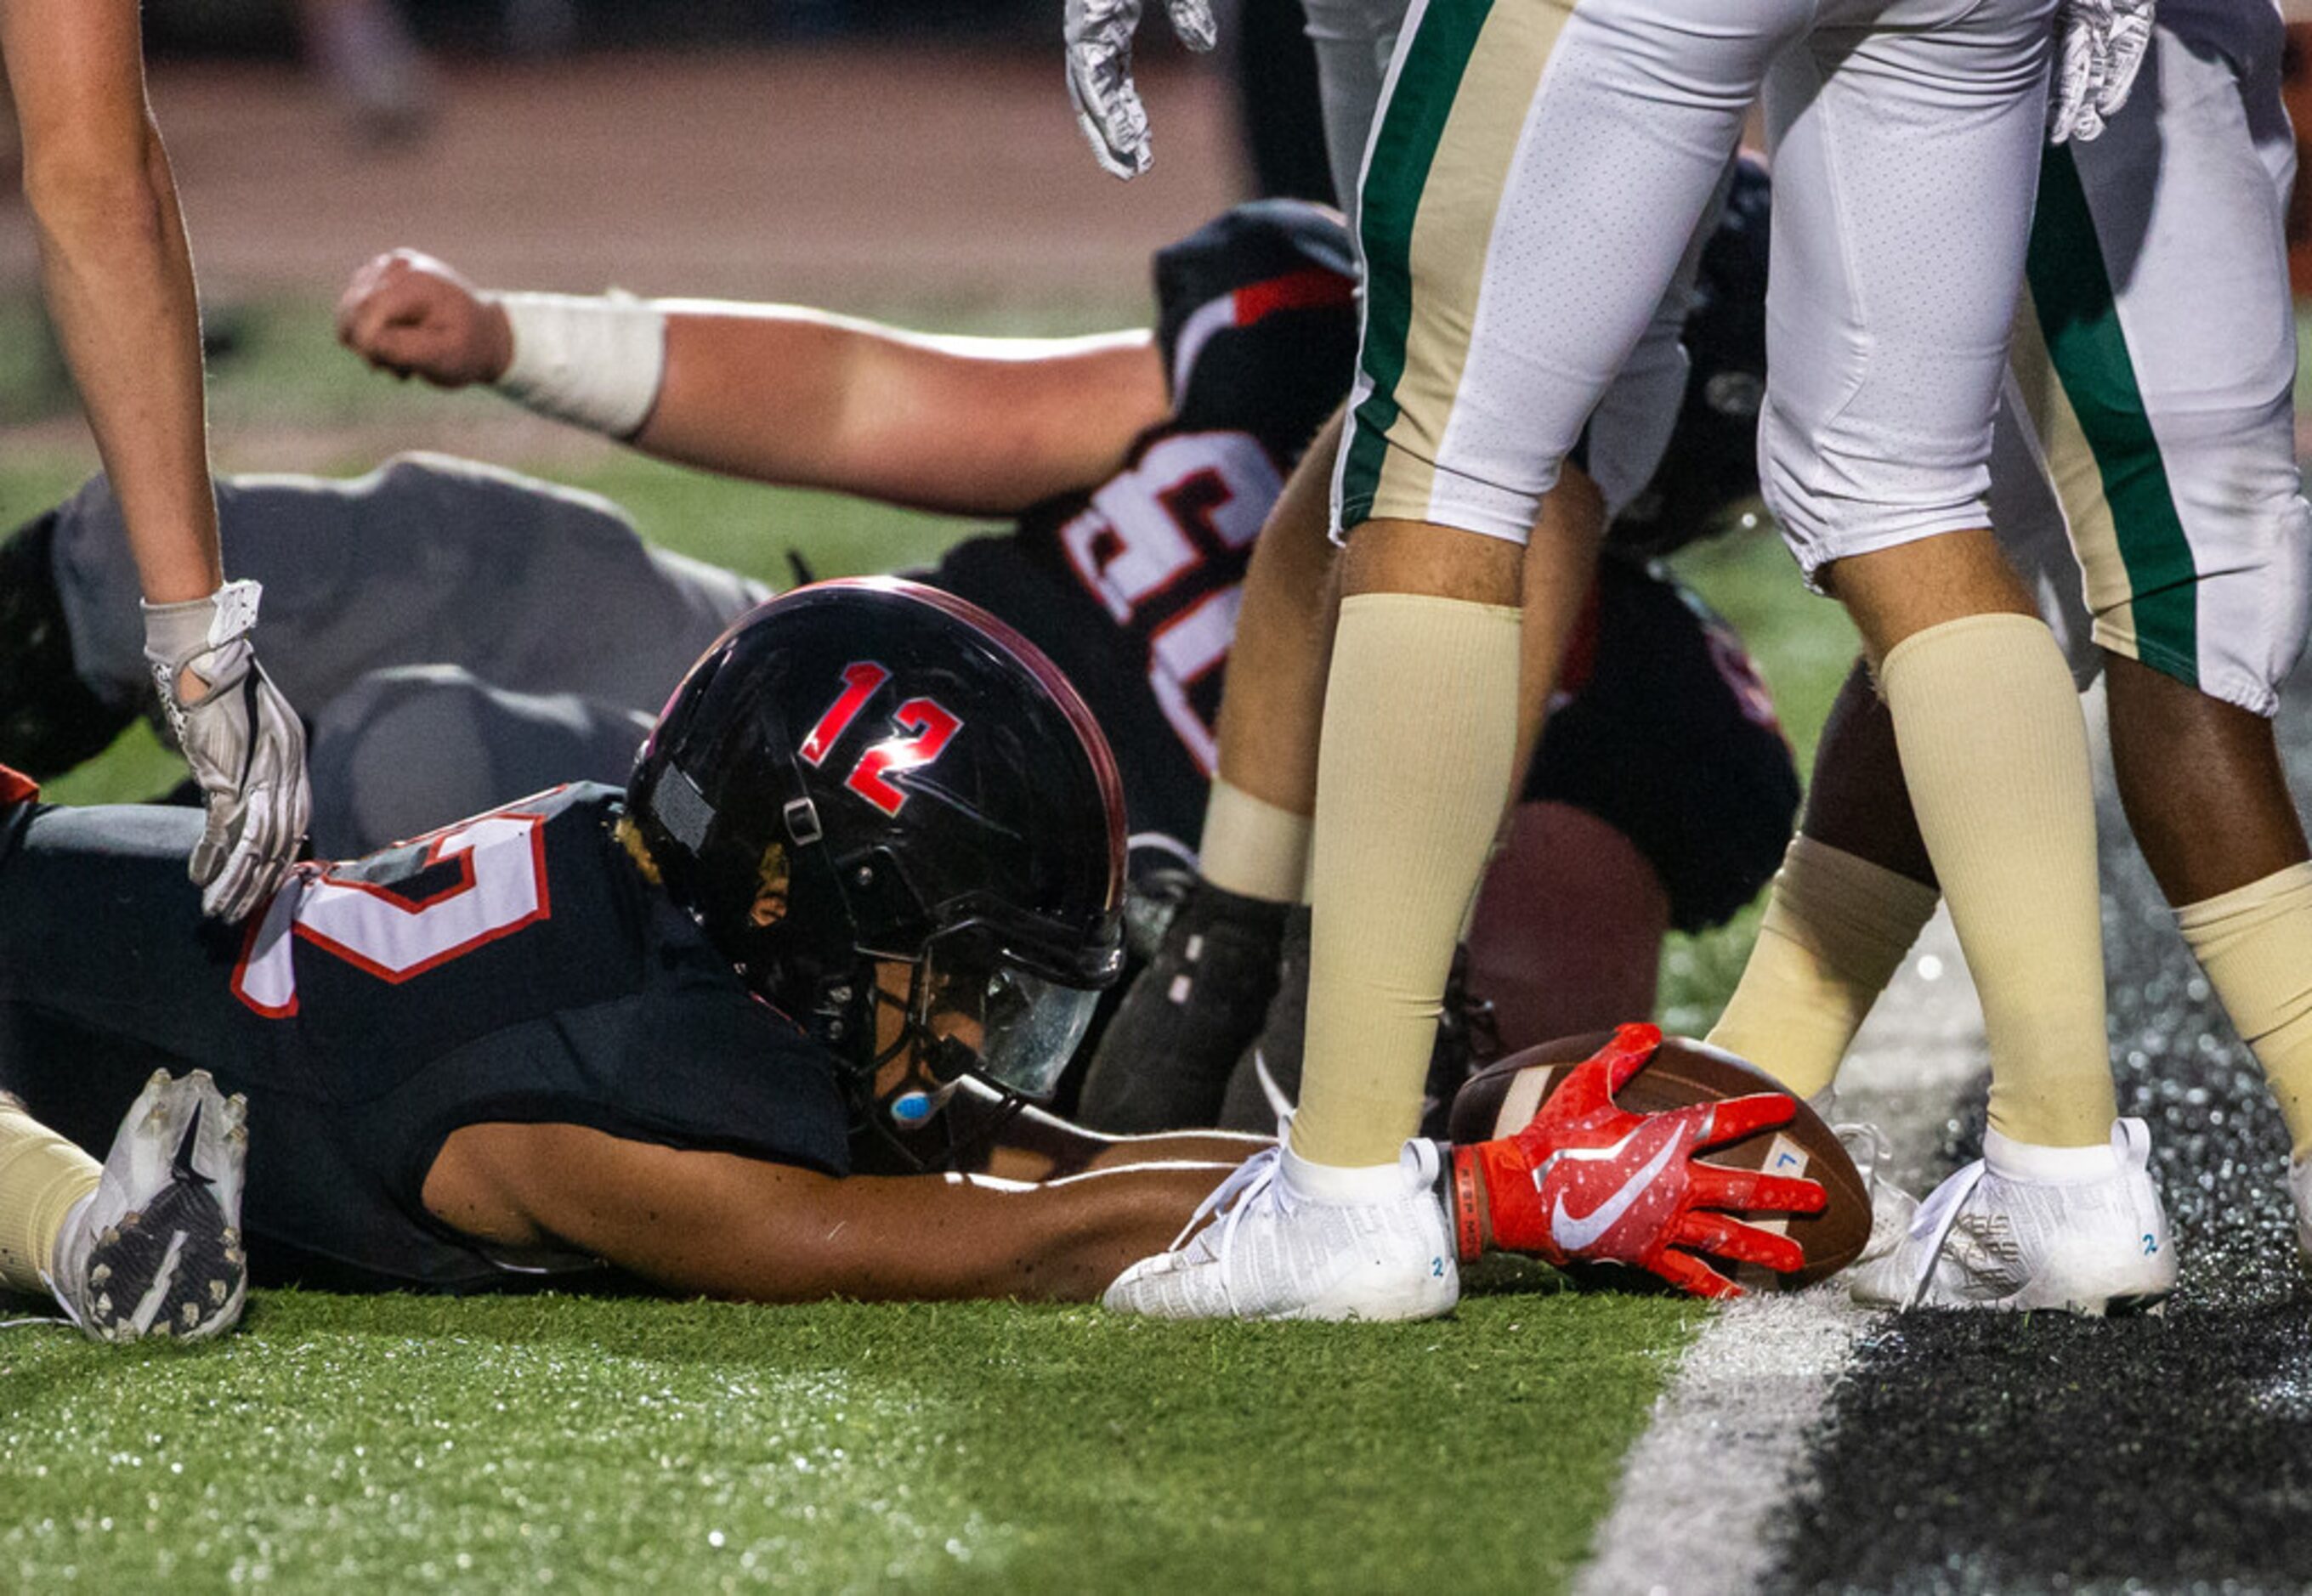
[20,122,169,256]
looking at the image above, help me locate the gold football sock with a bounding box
[1880,613,2114,1146]
[1706,836,1941,1100]
[0,1095,100,1296]
[1291,594,1522,1168]
[1198,776,1312,906]
[2176,863,2312,1159]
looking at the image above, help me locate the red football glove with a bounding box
[1448,1022,1825,1299]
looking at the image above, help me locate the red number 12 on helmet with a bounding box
[797,661,966,817]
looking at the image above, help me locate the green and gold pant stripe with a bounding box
[2022,142,2198,685]
[1341,0,1578,528]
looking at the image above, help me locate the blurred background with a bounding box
[1,2,1253,478]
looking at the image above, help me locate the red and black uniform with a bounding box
[929,200,1360,869]
[0,784,851,1292]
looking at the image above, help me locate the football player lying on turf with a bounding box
[0,583,1824,1333]
[1,202,1794,1089]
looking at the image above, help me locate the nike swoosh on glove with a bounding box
[1063,0,1217,179]
[1448,1023,1825,1299]
[144,580,312,923]
[2048,0,2155,145]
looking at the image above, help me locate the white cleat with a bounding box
[1103,1136,1458,1322]
[1831,1120,1916,1278]
[1850,1118,2174,1316]
[48,1071,249,1343]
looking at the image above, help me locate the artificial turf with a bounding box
[0,1288,1701,1592]
[0,293,1853,1591]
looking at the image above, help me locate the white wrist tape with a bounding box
[492,291,667,438]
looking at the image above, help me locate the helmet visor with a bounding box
[920,931,1104,1100]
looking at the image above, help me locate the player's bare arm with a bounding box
[422,1120,1238,1305]
[2,0,217,608]
[334,248,1167,516]
[1,0,309,924]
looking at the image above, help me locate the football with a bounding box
[1449,1030,1872,1290]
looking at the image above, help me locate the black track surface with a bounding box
[1772,689,2312,1593]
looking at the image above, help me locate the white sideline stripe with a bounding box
[1577,911,1983,1596]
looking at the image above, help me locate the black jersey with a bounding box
[0,784,851,1292]
[927,200,1360,862]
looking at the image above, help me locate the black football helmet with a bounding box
[627,578,1127,1111]
[1610,153,1771,557]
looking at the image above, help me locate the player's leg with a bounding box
[2017,14,2312,1236]
[1079,0,1657,1137]
[1705,661,1941,1101]
[1108,0,1800,1321]
[1732,1,2178,1312]
[1702,363,2092,1101]
[1295,0,1779,1169]
[37,454,764,728]
[1077,0,1413,1140]
[1186,546,1807,1126]
[307,666,654,857]
[1763,0,2123,1156]
[1080,414,1618,1135]
[0,780,250,1338]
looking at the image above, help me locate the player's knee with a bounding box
[2219,490,2311,713]
[1760,440,1997,591]
[2117,490,2312,720]
[309,667,508,856]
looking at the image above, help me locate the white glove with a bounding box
[143,580,311,923]
[1064,0,1217,180]
[2048,0,2155,145]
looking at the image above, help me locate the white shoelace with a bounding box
[1165,1146,1295,1319]
[1901,1159,1988,1307]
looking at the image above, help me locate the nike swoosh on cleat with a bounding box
[1550,1137,1681,1253]
[171,1102,212,1189]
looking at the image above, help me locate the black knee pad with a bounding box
[0,511,137,778]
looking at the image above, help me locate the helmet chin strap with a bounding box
[847,962,1028,1174]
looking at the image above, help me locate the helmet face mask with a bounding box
[628,578,1128,1140]
[904,922,1109,1100]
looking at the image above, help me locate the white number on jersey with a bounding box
[1057,430,1283,772]
[233,807,553,1017]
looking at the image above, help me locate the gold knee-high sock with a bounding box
[1291,593,1522,1168]
[1198,776,1313,906]
[1706,836,1941,1099]
[1880,614,2114,1146]
[2176,862,2312,1159]
[0,1095,100,1295]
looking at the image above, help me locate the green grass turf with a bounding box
[0,294,1847,1591]
[0,1288,1702,1592]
